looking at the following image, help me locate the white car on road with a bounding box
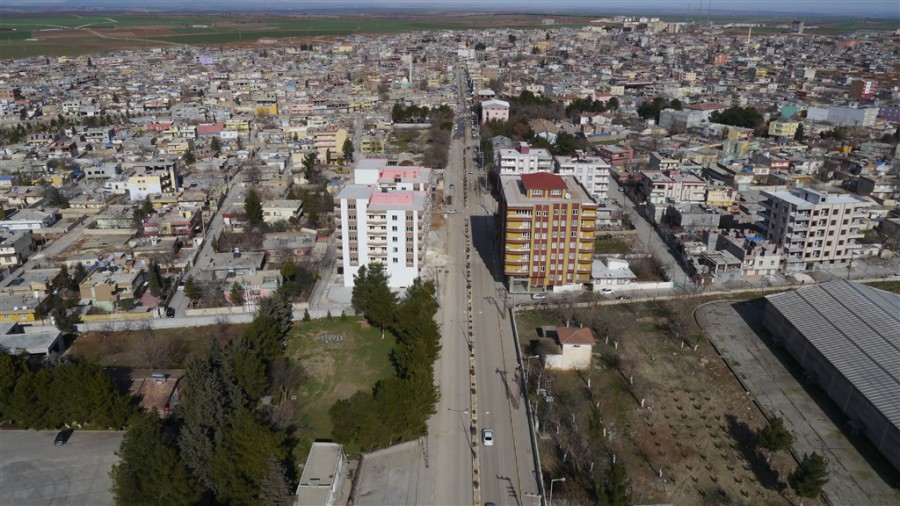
[481,428,494,447]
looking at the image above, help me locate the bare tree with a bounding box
[552,291,580,327]
[265,400,299,432]
[128,320,180,368]
[270,359,306,403]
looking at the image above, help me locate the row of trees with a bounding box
[391,103,432,123]
[331,264,440,455]
[565,96,620,120]
[637,97,683,123]
[709,106,765,130]
[0,356,134,429]
[111,293,301,505]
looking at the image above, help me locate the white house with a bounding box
[591,258,637,289]
[481,99,510,124]
[497,142,554,175]
[544,326,596,371]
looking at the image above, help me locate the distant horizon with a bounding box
[0,0,898,19]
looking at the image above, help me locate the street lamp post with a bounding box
[549,477,566,506]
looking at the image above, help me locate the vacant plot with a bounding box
[387,128,429,155]
[286,317,395,460]
[594,237,631,255]
[517,300,798,505]
[70,322,243,368]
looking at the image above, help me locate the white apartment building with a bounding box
[761,188,872,271]
[335,162,431,288]
[497,142,554,175]
[640,170,708,205]
[555,156,610,202]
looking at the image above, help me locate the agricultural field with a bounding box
[0,13,590,58]
[517,298,804,505]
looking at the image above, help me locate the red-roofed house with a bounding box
[545,326,596,370]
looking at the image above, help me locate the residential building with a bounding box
[849,79,875,100]
[857,176,899,201]
[141,209,200,239]
[496,142,553,176]
[312,126,349,163]
[295,442,346,506]
[639,171,707,205]
[79,268,146,311]
[768,121,799,138]
[126,160,179,201]
[761,188,873,271]
[0,322,64,356]
[555,155,610,202]
[597,144,633,165]
[481,99,510,124]
[591,257,637,290]
[335,163,431,288]
[0,208,59,231]
[499,172,597,293]
[0,229,35,268]
[262,200,303,225]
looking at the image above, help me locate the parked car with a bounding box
[531,293,547,300]
[481,428,494,447]
[165,307,176,318]
[616,295,632,300]
[54,429,73,446]
[599,288,615,294]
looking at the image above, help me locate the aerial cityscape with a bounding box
[0,2,898,506]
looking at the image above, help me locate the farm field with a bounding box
[0,13,590,58]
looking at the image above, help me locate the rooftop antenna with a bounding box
[747,26,752,44]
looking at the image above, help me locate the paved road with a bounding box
[608,183,690,288]
[0,430,123,506]
[421,65,475,506]
[168,165,245,316]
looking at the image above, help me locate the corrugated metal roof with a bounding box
[766,280,900,430]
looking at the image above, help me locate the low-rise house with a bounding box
[142,209,200,239]
[202,250,266,281]
[262,200,303,225]
[79,268,145,311]
[591,258,637,289]
[128,370,184,418]
[295,442,346,506]
[0,229,35,268]
[0,322,64,356]
[0,207,59,231]
[224,269,281,304]
[543,326,596,371]
[0,289,51,323]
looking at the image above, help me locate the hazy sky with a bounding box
[2,0,899,17]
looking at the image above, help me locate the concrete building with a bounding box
[295,442,346,506]
[763,281,900,473]
[807,106,878,128]
[481,99,510,124]
[0,229,35,269]
[761,188,872,271]
[544,326,596,371]
[590,257,637,290]
[0,322,64,356]
[335,163,431,288]
[262,200,304,225]
[500,172,597,293]
[126,160,179,201]
[0,208,59,231]
[857,176,900,201]
[555,155,610,202]
[496,142,554,176]
[849,79,875,100]
[768,121,799,138]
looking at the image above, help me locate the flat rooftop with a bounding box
[500,174,595,208]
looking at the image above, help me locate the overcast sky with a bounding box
[2,0,899,17]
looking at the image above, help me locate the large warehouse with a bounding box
[763,280,900,472]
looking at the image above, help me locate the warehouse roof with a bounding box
[766,280,900,430]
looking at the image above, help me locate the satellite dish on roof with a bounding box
[564,192,571,199]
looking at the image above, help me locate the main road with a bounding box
[423,64,541,506]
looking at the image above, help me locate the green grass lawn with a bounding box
[594,238,631,255]
[286,316,395,460]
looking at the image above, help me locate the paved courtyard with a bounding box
[697,300,900,506]
[0,430,122,506]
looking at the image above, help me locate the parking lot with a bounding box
[697,300,900,506]
[0,430,122,506]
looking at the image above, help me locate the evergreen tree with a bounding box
[210,136,222,152]
[351,262,396,339]
[73,262,89,284]
[230,282,245,306]
[794,123,805,141]
[258,292,293,340]
[757,416,794,453]
[597,462,631,506]
[302,309,311,322]
[241,314,283,364]
[183,275,203,304]
[342,138,354,163]
[210,409,287,505]
[229,347,268,401]
[110,414,199,506]
[148,262,162,297]
[789,452,829,499]
[245,190,263,228]
[258,455,294,506]
[177,348,246,489]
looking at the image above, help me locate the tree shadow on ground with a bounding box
[730,299,900,488]
[725,414,786,493]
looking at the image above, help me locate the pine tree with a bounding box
[597,462,631,506]
[148,263,162,297]
[258,292,293,339]
[230,282,245,306]
[790,452,829,498]
[757,416,794,453]
[210,409,287,505]
[183,275,203,304]
[245,190,263,228]
[210,136,222,152]
[342,138,354,164]
[110,414,199,506]
[302,309,311,322]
